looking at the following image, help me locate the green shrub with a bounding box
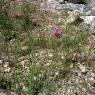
[0,1,13,41]
[21,2,32,31]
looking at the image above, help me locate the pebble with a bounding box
[4,67,11,72]
[0,59,3,64]
[79,64,86,73]
[48,53,53,57]
[35,53,38,56]
[20,60,25,65]
[46,62,51,66]
[48,60,52,63]
[89,77,94,81]
[22,46,28,50]
[11,92,17,95]
[91,72,95,77]
[4,64,8,68]
[61,56,64,59]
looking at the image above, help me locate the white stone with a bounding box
[79,64,86,73]
[80,16,95,32]
[0,60,3,64]
[4,67,11,72]
[85,10,92,16]
[48,53,53,57]
[22,46,28,50]
[33,76,37,80]
[48,60,52,63]
[59,0,64,4]
[55,72,59,75]
[89,77,94,81]
[61,56,64,59]
[91,72,95,77]
[46,63,51,66]
[20,60,25,65]
[4,64,8,68]
[11,92,17,95]
[81,16,95,25]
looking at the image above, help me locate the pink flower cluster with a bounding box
[11,0,21,2]
[12,11,21,19]
[52,27,63,38]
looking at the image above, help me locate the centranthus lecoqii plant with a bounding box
[52,27,63,38]
[52,27,63,48]
[12,11,21,19]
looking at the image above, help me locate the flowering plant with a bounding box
[52,27,63,38]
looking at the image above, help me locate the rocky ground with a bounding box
[42,0,95,95]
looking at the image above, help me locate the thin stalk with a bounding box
[28,31,36,95]
[10,37,22,95]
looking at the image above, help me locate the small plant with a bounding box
[0,2,13,41]
[52,27,63,38]
[21,2,32,31]
[12,11,21,19]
